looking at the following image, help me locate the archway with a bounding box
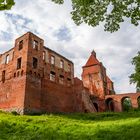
[137,96,140,108]
[93,103,98,112]
[106,98,114,112]
[121,97,132,111]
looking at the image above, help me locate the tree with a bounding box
[0,0,15,11]
[52,0,140,32]
[1,0,140,32]
[130,52,140,92]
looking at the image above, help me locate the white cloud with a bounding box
[0,0,139,93]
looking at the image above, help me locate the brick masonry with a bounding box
[0,32,139,114]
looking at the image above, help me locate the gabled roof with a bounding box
[84,53,100,67]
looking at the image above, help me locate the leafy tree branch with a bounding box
[0,0,15,10]
[52,0,140,32]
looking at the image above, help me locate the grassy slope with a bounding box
[0,111,140,140]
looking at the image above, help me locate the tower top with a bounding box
[83,50,99,67]
[91,50,96,58]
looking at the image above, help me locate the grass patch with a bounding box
[0,111,140,140]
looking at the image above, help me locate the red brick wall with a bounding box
[105,93,140,112]
[1,32,139,114]
[0,32,30,114]
[0,76,26,114]
[21,32,77,114]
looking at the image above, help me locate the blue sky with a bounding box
[0,0,140,93]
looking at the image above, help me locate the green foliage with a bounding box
[130,52,140,92]
[1,0,140,32]
[52,0,140,32]
[51,0,64,4]
[0,0,15,10]
[0,111,140,139]
[138,97,140,107]
[11,111,19,115]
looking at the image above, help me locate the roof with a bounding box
[83,53,100,67]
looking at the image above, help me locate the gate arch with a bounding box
[121,97,132,111]
[137,96,140,108]
[105,98,114,112]
[93,103,98,112]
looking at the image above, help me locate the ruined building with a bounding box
[0,32,140,114]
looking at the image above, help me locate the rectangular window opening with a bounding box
[5,54,10,64]
[33,57,38,69]
[60,60,64,69]
[59,75,64,84]
[43,51,45,61]
[68,63,71,72]
[19,40,23,50]
[33,40,38,50]
[17,57,22,70]
[50,71,55,81]
[50,56,55,65]
[2,70,6,83]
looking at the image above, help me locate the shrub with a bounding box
[11,111,19,115]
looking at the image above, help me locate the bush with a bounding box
[11,111,19,115]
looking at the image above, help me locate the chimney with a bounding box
[91,50,96,58]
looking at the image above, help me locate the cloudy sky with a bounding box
[0,0,140,93]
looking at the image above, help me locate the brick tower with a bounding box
[0,32,44,114]
[82,50,115,111]
[22,32,44,114]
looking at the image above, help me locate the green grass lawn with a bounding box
[0,111,140,140]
